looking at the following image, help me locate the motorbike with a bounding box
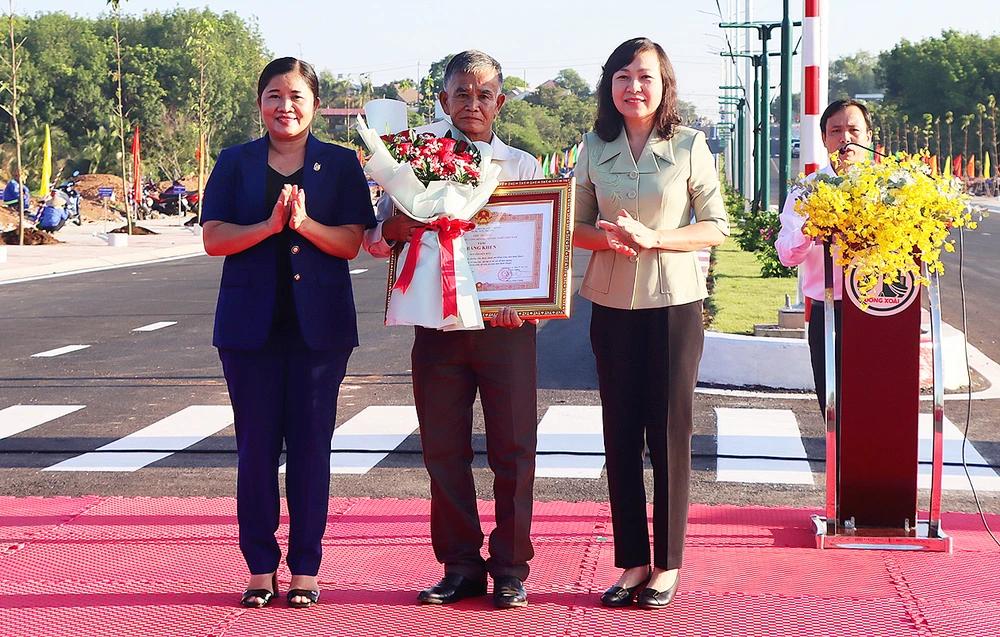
[129,177,159,220]
[34,171,82,231]
[152,180,199,216]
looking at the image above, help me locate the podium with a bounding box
[812,245,952,551]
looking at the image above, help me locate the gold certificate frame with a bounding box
[386,177,576,321]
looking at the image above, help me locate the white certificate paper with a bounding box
[464,202,554,301]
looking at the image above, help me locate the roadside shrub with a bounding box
[726,186,796,278]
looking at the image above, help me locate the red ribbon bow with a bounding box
[392,217,478,319]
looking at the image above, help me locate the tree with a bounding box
[188,17,214,222]
[829,51,881,100]
[988,95,997,179]
[107,0,134,232]
[961,113,974,159]
[554,69,590,98]
[944,111,953,160]
[678,99,698,125]
[502,76,528,93]
[880,31,1000,122]
[0,0,25,244]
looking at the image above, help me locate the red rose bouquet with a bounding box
[380,130,482,186]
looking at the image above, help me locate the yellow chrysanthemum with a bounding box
[792,153,983,297]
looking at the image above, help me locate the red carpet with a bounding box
[1,497,998,636]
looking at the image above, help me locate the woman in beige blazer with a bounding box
[573,38,729,609]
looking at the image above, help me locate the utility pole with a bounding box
[720,18,800,212]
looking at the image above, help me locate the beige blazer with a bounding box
[575,126,729,310]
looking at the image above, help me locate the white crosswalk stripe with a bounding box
[43,406,234,472]
[919,413,1000,491]
[715,408,814,485]
[6,403,999,489]
[31,344,90,358]
[132,321,177,332]
[0,405,85,440]
[535,406,605,478]
[279,405,420,475]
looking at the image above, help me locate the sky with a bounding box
[22,0,1000,117]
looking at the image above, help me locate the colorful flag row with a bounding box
[537,142,584,178]
[900,152,997,179]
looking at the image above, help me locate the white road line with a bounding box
[0,405,85,440]
[535,406,605,478]
[715,408,813,484]
[349,268,369,275]
[43,405,234,472]
[279,406,420,475]
[31,345,91,358]
[918,414,1000,491]
[132,321,177,332]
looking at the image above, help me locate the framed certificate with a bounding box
[386,177,576,321]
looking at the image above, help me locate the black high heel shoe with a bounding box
[240,573,278,608]
[636,574,680,609]
[287,587,321,608]
[600,567,652,608]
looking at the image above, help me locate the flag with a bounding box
[40,124,52,197]
[944,156,952,179]
[954,154,963,179]
[968,156,975,179]
[874,144,885,164]
[984,151,992,180]
[130,125,141,206]
[541,154,550,177]
[929,155,938,177]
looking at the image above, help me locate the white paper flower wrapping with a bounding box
[356,115,503,330]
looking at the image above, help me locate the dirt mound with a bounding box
[1,227,62,245]
[73,174,127,223]
[108,225,157,235]
[0,207,18,230]
[155,176,200,193]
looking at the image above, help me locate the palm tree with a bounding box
[961,114,973,160]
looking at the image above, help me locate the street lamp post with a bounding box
[721,19,800,212]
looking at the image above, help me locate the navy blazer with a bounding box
[202,134,376,351]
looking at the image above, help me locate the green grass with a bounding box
[707,231,798,335]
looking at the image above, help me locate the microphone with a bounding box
[838,141,888,158]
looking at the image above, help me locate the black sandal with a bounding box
[287,588,320,608]
[240,573,278,608]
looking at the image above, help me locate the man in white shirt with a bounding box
[363,50,543,609]
[776,98,874,410]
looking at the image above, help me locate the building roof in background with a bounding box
[320,108,365,116]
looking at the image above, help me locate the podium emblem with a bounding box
[845,266,920,316]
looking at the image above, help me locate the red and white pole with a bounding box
[801,0,829,175]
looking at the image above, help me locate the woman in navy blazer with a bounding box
[201,57,375,609]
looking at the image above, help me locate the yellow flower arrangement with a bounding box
[793,153,981,297]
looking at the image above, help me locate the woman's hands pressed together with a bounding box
[597,209,660,256]
[267,184,295,235]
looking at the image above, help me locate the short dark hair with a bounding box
[820,98,873,134]
[594,38,681,143]
[443,50,503,91]
[257,57,320,101]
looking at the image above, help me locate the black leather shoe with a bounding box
[636,576,679,609]
[417,573,487,604]
[492,575,527,608]
[600,568,652,608]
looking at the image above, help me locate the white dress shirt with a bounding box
[362,120,543,258]
[775,164,842,301]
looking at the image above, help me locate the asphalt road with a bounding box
[1,243,998,516]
